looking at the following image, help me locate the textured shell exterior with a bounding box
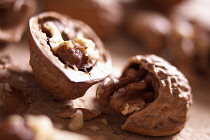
[122,54,192,136]
[29,12,112,100]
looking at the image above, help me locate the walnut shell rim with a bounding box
[29,12,112,100]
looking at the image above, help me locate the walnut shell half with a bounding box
[29,12,112,100]
[97,54,192,136]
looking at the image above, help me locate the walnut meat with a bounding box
[126,11,171,54]
[43,0,123,40]
[0,0,36,43]
[97,54,192,136]
[29,12,112,99]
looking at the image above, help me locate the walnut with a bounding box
[0,115,34,140]
[97,54,192,136]
[168,0,210,80]
[126,11,171,54]
[42,0,123,40]
[139,0,185,12]
[29,12,112,99]
[0,0,36,43]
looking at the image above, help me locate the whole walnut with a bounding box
[126,11,171,54]
[168,0,210,80]
[43,0,123,40]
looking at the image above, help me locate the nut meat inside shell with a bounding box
[29,12,112,100]
[97,54,192,136]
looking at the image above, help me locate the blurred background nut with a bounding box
[167,0,210,80]
[0,115,34,140]
[0,115,95,140]
[139,0,186,12]
[25,115,55,140]
[126,11,171,54]
[1,82,29,114]
[0,0,36,43]
[42,0,123,40]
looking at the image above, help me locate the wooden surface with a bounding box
[0,34,210,140]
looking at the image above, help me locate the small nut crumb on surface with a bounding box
[68,110,84,131]
[88,125,100,132]
[0,55,11,70]
[4,82,12,92]
[100,118,108,125]
[59,107,100,121]
[42,0,123,40]
[97,54,192,136]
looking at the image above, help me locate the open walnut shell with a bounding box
[0,0,36,43]
[29,12,112,100]
[97,54,192,136]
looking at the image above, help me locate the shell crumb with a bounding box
[88,125,100,131]
[100,118,108,125]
